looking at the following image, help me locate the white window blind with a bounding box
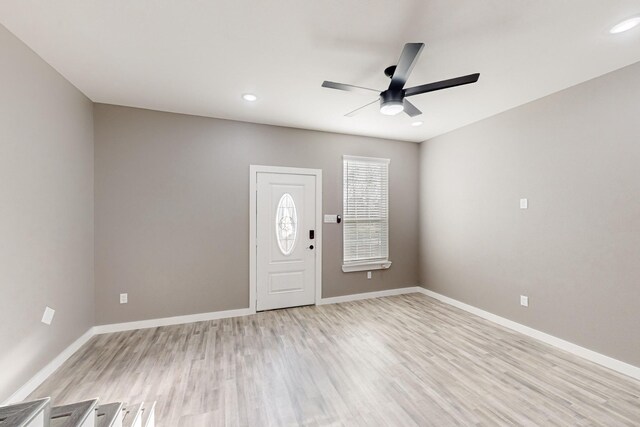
[343,155,391,272]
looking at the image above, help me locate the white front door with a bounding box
[256,172,317,311]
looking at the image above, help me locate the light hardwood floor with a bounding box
[29,294,640,426]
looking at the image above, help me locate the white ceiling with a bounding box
[1,1,639,142]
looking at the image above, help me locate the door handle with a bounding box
[306,245,314,250]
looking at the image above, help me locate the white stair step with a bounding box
[139,402,155,427]
[95,403,123,427]
[0,397,50,427]
[50,399,98,427]
[120,404,142,427]
[1,398,157,427]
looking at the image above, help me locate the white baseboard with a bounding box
[5,289,417,404]
[318,286,420,305]
[13,285,636,407]
[93,307,256,334]
[3,328,95,405]
[415,287,640,381]
[4,307,257,404]
[96,288,422,334]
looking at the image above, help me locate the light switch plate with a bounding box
[520,198,528,209]
[41,306,55,325]
[120,293,128,304]
[520,295,529,307]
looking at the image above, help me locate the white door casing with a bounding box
[250,166,322,311]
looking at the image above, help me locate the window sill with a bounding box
[342,261,392,273]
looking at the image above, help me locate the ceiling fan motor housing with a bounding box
[380,89,404,104]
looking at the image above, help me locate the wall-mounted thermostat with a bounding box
[324,214,341,224]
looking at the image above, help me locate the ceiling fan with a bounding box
[322,43,480,117]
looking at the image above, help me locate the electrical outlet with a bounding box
[41,306,55,325]
[367,271,372,279]
[520,198,528,209]
[120,293,128,304]
[520,295,529,307]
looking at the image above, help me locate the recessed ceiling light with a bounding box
[411,121,423,127]
[610,16,640,34]
[242,93,258,102]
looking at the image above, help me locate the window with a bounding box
[275,193,297,256]
[342,155,392,272]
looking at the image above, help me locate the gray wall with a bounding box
[94,104,419,325]
[0,25,94,402]
[419,61,640,366]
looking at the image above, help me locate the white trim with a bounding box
[249,166,257,312]
[249,165,323,310]
[93,307,254,334]
[3,328,95,405]
[342,155,390,164]
[318,286,420,305]
[342,261,392,272]
[12,285,638,406]
[415,287,640,381]
[5,307,255,404]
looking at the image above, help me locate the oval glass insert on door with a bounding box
[275,193,298,255]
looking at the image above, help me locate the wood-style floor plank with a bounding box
[29,294,640,426]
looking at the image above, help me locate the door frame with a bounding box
[249,165,323,312]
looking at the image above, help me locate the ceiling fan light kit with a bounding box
[380,100,404,115]
[322,42,480,119]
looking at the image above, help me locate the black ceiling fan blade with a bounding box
[389,43,425,91]
[345,99,380,117]
[404,73,480,97]
[403,99,422,117]
[322,81,380,95]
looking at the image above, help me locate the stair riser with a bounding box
[1,398,154,427]
[144,411,154,427]
[24,411,45,427]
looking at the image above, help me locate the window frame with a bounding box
[342,155,392,273]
